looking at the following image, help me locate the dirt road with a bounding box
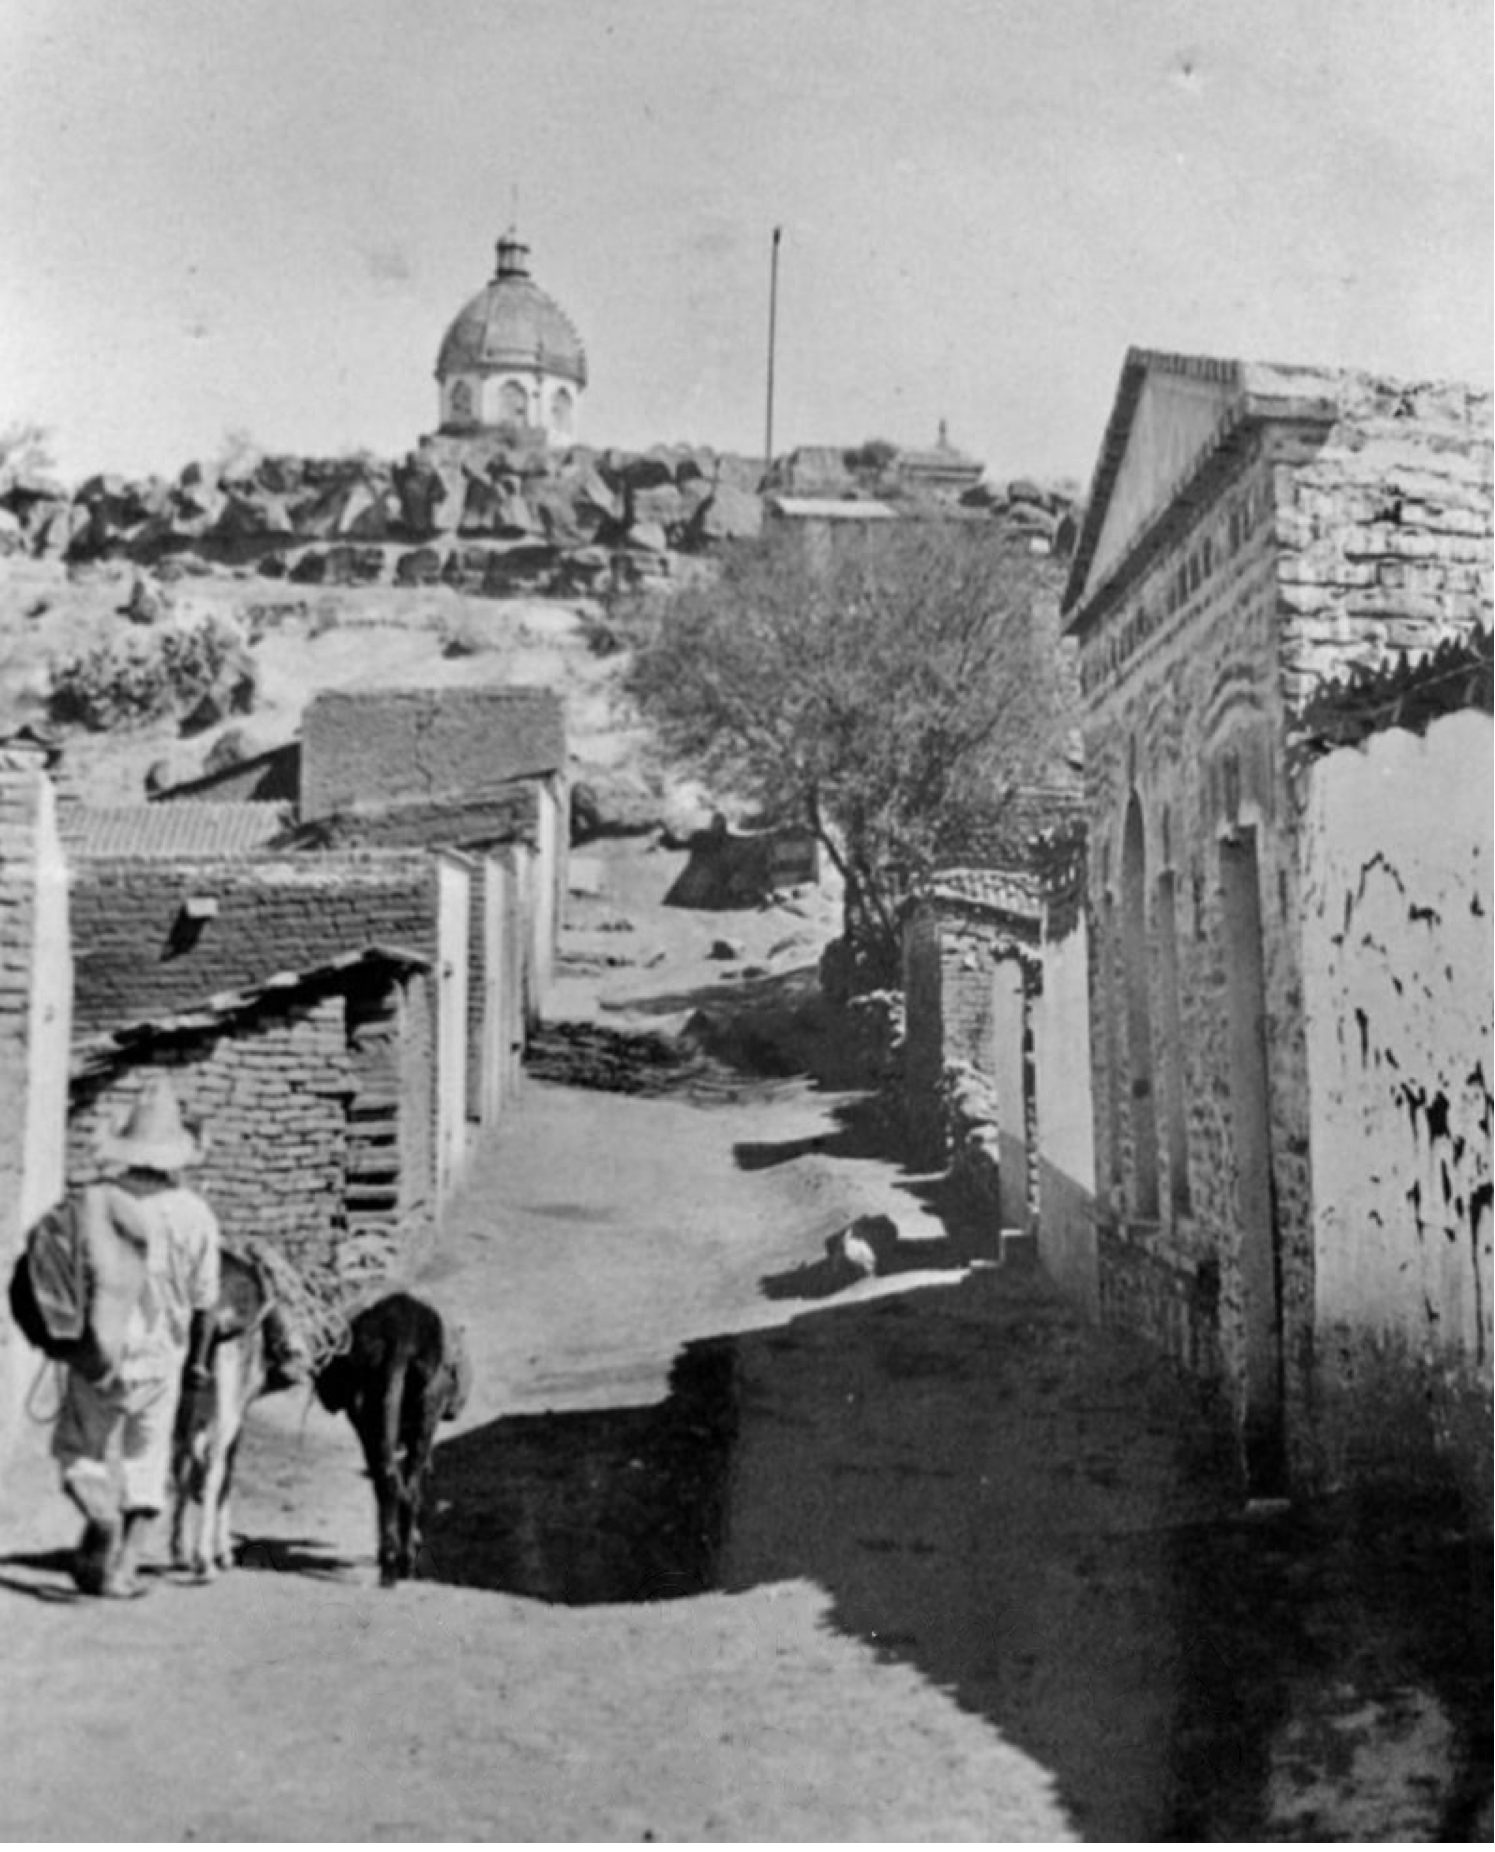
[0,859,1488,1839]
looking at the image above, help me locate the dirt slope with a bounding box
[0,558,677,820]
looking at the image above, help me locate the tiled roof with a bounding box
[71,943,431,1077]
[920,866,1044,918]
[63,803,291,860]
[766,496,898,521]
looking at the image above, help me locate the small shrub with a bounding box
[49,617,243,731]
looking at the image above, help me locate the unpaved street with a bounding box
[0,866,1488,1840]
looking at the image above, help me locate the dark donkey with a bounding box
[314,1292,471,1586]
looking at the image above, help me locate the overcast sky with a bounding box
[1,0,1489,487]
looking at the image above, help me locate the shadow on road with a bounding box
[428,1269,1491,1840]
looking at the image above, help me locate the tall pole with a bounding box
[764,226,782,483]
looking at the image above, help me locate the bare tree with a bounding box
[629,519,1078,981]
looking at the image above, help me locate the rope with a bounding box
[23,1356,64,1426]
[234,1229,402,1382]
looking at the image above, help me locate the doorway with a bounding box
[1219,829,1286,1493]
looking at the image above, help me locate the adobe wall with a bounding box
[296,783,540,851]
[1033,908,1099,1316]
[1297,708,1493,1511]
[68,997,352,1270]
[434,854,472,1206]
[300,686,566,821]
[0,759,71,1496]
[70,852,440,1037]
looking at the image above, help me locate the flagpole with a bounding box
[764,226,782,483]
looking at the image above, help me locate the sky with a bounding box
[0,0,1489,489]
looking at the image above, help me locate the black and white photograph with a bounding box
[0,0,1489,1839]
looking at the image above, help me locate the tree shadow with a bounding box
[733,1096,889,1171]
[426,1272,1491,1839]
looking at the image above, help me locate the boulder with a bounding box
[295,476,388,540]
[394,545,444,586]
[121,575,164,624]
[567,465,620,524]
[623,519,669,554]
[689,483,763,543]
[392,455,462,537]
[202,726,251,776]
[608,451,674,492]
[179,651,258,736]
[630,483,686,534]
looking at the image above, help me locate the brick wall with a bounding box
[301,686,566,821]
[69,963,440,1278]
[70,852,440,1037]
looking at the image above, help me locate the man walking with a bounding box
[52,1076,221,1598]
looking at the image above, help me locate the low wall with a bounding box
[1298,707,1493,1512]
[0,760,72,1503]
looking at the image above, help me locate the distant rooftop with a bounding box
[63,802,290,860]
[765,497,898,522]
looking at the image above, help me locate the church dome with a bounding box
[435,233,587,389]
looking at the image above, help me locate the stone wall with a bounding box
[903,885,1095,1282]
[70,852,440,1037]
[1080,429,1344,1477]
[300,686,565,821]
[1270,378,1491,709]
[1297,707,1493,1509]
[1073,370,1492,1492]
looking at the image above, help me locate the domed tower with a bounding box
[435,231,587,445]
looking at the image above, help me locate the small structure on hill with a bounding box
[895,421,985,500]
[432,230,587,449]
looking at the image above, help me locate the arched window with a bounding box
[449,379,475,423]
[499,380,529,425]
[1121,793,1160,1219]
[550,387,574,437]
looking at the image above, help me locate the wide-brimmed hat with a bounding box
[95,1076,203,1175]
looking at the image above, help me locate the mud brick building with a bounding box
[68,945,434,1274]
[300,684,567,1018]
[64,841,481,1267]
[1063,348,1492,1502]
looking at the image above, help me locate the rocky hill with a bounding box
[0,437,1080,817]
[0,438,1079,598]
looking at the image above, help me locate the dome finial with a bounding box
[495,226,530,281]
